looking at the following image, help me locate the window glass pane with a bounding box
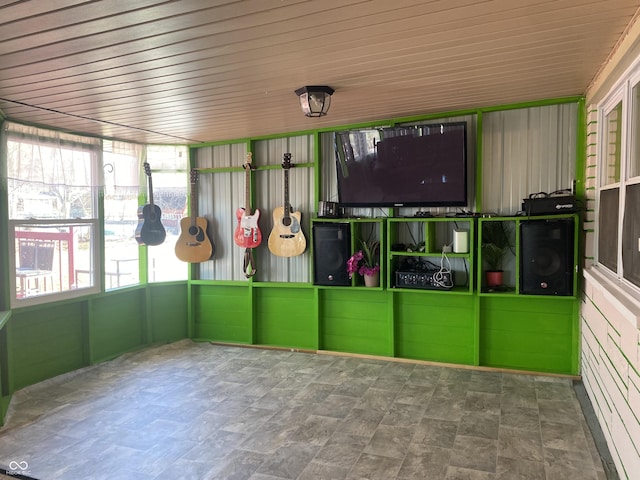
[598,188,619,272]
[103,141,141,289]
[602,101,622,186]
[15,223,96,299]
[622,183,640,287]
[6,133,98,220]
[632,84,640,179]
[146,146,188,282]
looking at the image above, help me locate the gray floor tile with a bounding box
[0,341,609,480]
[364,424,415,459]
[498,426,544,462]
[458,411,500,440]
[449,435,498,473]
[346,452,403,480]
[313,432,369,469]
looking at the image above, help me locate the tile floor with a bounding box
[0,340,607,480]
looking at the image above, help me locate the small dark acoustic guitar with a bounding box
[135,162,166,246]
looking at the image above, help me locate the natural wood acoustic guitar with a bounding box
[175,169,214,262]
[268,153,306,257]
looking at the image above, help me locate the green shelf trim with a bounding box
[312,217,386,223]
[196,162,315,174]
[390,286,473,295]
[390,251,469,258]
[251,282,315,289]
[315,285,384,291]
[189,280,250,286]
[479,292,576,300]
[387,216,474,223]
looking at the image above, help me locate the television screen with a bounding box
[335,122,468,208]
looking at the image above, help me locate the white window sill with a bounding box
[583,266,640,329]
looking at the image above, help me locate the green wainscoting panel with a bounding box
[90,289,146,363]
[254,287,317,349]
[479,296,576,374]
[192,284,252,343]
[395,292,476,365]
[149,283,188,343]
[9,303,85,390]
[319,289,391,356]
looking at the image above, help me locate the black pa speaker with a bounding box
[520,219,574,296]
[313,223,351,286]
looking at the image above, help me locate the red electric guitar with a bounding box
[234,152,262,249]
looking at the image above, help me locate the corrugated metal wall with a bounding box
[192,103,577,282]
[194,142,247,281]
[193,135,314,282]
[482,103,577,215]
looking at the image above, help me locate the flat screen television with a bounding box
[334,122,468,208]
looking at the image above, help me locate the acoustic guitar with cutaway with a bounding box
[175,169,214,262]
[135,162,166,246]
[268,153,306,257]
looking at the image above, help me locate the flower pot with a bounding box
[485,270,503,287]
[363,271,380,287]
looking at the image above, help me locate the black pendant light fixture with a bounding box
[295,86,334,117]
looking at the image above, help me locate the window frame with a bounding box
[596,65,640,292]
[5,124,103,306]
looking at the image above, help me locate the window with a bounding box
[598,99,622,272]
[597,74,640,290]
[102,142,188,287]
[5,122,101,305]
[145,145,188,282]
[102,141,143,289]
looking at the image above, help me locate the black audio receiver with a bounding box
[395,269,453,290]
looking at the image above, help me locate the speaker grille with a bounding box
[520,219,574,296]
[313,223,351,286]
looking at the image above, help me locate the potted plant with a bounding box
[347,239,380,287]
[481,221,515,287]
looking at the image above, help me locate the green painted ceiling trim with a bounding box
[190,137,250,149]
[187,96,583,148]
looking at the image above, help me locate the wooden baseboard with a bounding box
[208,341,581,380]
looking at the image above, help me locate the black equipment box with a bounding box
[395,269,453,290]
[522,195,577,215]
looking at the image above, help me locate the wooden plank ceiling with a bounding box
[0,0,638,145]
